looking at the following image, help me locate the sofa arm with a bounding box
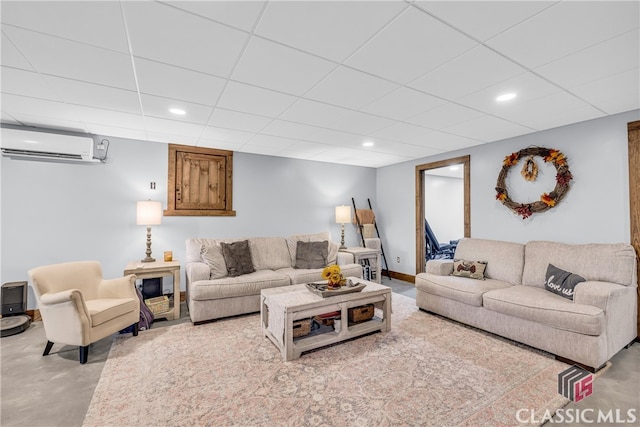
[39,289,92,339]
[337,252,354,265]
[185,262,210,284]
[99,274,137,300]
[573,281,632,311]
[426,259,454,276]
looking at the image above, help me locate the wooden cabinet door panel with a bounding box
[176,152,226,210]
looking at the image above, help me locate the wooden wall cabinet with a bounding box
[164,144,236,216]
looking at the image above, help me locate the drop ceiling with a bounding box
[1,1,638,168]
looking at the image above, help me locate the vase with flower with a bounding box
[321,265,346,290]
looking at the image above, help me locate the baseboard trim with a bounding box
[383,270,415,284]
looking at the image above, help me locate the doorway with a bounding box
[415,155,470,274]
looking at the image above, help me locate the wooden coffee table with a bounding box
[260,278,391,361]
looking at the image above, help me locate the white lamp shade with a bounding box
[335,205,351,224]
[136,200,162,225]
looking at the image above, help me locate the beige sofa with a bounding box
[185,232,363,323]
[416,238,638,371]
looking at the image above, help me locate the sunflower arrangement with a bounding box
[321,264,345,289]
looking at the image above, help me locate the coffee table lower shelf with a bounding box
[261,280,391,361]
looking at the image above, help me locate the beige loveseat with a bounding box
[415,238,638,371]
[185,232,363,323]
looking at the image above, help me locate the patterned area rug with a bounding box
[83,294,571,426]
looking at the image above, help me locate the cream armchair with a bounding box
[28,261,140,364]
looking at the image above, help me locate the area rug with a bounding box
[83,294,573,427]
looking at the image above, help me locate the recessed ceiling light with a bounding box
[362,141,374,147]
[496,93,517,102]
[169,108,186,115]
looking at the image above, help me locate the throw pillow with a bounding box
[451,259,487,280]
[220,240,255,277]
[201,243,228,279]
[544,264,585,300]
[294,241,328,269]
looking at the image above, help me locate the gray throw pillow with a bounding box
[544,264,585,300]
[295,241,328,269]
[220,240,255,277]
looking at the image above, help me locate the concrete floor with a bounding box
[1,279,638,427]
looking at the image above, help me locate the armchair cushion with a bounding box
[87,298,137,327]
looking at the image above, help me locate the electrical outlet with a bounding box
[396,257,400,263]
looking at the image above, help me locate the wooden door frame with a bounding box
[627,120,639,340]
[415,155,470,274]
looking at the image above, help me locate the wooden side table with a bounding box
[124,260,181,320]
[339,247,381,283]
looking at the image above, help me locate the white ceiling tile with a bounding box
[197,139,244,152]
[1,33,35,71]
[255,1,407,62]
[408,102,485,130]
[410,46,526,100]
[360,87,445,121]
[147,131,199,146]
[369,139,443,158]
[572,68,640,115]
[456,73,561,117]
[276,141,331,157]
[2,26,136,90]
[496,91,604,130]
[70,104,146,130]
[2,67,61,101]
[1,1,130,52]
[416,1,556,42]
[372,122,435,145]
[327,110,397,135]
[443,115,533,142]
[421,131,486,152]
[165,1,266,31]
[123,1,248,77]
[1,112,19,124]
[42,75,140,114]
[279,99,352,127]
[83,124,148,142]
[346,7,477,84]
[535,29,640,89]
[208,108,272,133]
[305,66,398,110]
[200,126,255,144]
[305,128,368,148]
[144,117,206,138]
[3,112,87,134]
[2,93,79,122]
[232,37,335,96]
[217,81,297,117]
[245,134,295,150]
[140,94,212,124]
[487,1,640,68]
[260,120,320,139]
[134,58,226,106]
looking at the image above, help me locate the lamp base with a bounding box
[141,256,156,263]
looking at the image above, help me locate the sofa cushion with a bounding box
[453,238,525,285]
[287,232,338,265]
[483,286,604,336]
[544,264,585,300]
[201,242,228,279]
[522,241,637,288]
[220,240,255,277]
[452,259,487,280]
[294,241,328,269]
[415,273,512,307]
[249,237,292,271]
[189,270,290,300]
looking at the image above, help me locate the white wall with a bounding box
[0,137,376,307]
[424,175,464,244]
[377,110,639,276]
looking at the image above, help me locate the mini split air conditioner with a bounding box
[0,127,100,163]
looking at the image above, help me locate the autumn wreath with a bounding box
[495,146,573,219]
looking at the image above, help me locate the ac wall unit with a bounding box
[0,128,100,163]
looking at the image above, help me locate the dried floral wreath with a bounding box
[495,146,573,219]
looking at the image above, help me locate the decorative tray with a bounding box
[305,281,366,298]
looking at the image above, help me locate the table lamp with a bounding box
[335,205,351,249]
[136,200,162,262]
